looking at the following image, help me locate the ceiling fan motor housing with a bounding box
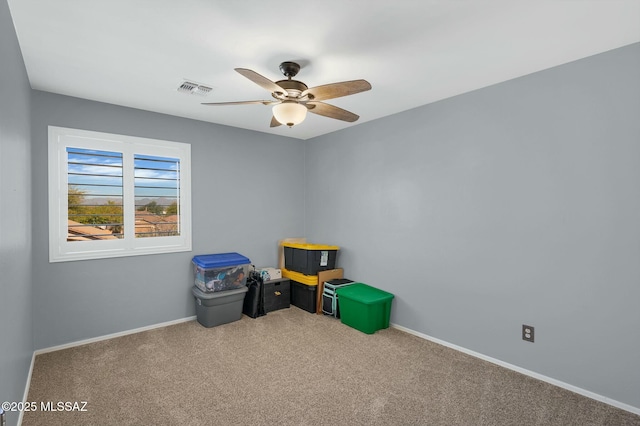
[274,79,308,99]
[279,61,300,78]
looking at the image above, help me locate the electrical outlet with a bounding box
[522,324,535,342]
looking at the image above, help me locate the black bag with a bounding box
[243,271,266,318]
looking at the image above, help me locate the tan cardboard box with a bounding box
[317,268,344,314]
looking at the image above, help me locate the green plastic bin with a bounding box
[336,283,394,334]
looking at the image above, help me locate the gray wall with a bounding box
[31,91,305,349]
[0,1,33,425]
[304,43,640,409]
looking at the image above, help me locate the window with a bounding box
[48,126,191,262]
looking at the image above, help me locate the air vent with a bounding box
[177,81,198,93]
[193,85,213,96]
[177,81,214,97]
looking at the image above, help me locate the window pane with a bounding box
[134,154,180,238]
[67,148,124,240]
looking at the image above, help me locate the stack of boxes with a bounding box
[281,242,340,314]
[189,245,396,335]
[280,242,395,334]
[191,252,251,327]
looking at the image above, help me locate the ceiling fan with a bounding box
[202,61,372,128]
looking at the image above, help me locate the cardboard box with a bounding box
[317,268,344,314]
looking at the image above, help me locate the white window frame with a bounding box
[48,126,192,262]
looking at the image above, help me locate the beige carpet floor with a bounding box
[23,306,640,426]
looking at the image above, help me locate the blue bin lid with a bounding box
[192,252,251,268]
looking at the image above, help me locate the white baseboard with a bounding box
[390,323,640,416]
[34,315,197,355]
[17,352,36,426]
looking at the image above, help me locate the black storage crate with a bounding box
[263,278,291,313]
[290,280,317,313]
[282,243,338,275]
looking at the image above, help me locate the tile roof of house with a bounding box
[134,211,178,235]
[67,220,118,240]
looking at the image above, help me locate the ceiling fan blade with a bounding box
[201,100,278,106]
[235,68,289,96]
[300,79,371,101]
[270,116,282,127]
[306,101,360,122]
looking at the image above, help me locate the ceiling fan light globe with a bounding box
[273,101,307,127]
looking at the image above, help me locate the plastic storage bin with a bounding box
[281,242,339,275]
[263,278,291,313]
[336,283,394,334]
[192,252,251,293]
[192,286,248,327]
[282,268,318,313]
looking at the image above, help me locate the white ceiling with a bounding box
[7,1,640,140]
